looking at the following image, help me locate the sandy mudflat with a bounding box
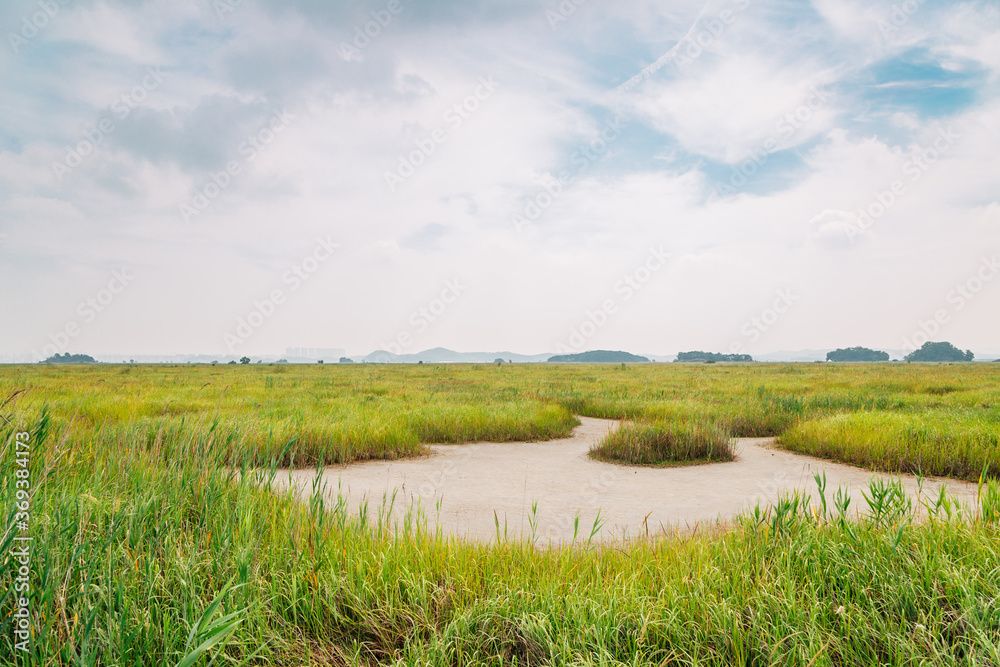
[274,417,982,545]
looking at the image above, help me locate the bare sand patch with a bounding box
[274,417,981,544]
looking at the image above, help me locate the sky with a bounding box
[1,0,998,360]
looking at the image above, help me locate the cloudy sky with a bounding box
[1,0,998,360]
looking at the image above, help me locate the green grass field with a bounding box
[4,362,998,474]
[1,362,999,665]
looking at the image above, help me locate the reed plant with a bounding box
[1,363,1000,663]
[780,408,1000,481]
[1,410,999,665]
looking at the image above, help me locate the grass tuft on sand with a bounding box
[591,419,734,466]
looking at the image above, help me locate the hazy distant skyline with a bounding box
[2,0,998,360]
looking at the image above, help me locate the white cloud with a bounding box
[1,0,998,357]
[46,2,169,63]
[622,55,839,162]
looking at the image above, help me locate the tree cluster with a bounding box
[826,347,890,362]
[674,351,754,363]
[905,342,974,362]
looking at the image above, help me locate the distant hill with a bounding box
[361,348,553,364]
[547,350,650,363]
[43,353,96,364]
[826,347,890,362]
[674,351,754,363]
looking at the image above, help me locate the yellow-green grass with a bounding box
[591,420,734,466]
[1,414,999,665]
[3,362,999,468]
[780,409,1000,482]
[2,364,1000,664]
[0,364,582,466]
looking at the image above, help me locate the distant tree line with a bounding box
[674,351,754,363]
[34,342,983,367]
[905,341,974,362]
[548,350,650,363]
[42,353,96,364]
[825,342,975,362]
[826,347,889,362]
